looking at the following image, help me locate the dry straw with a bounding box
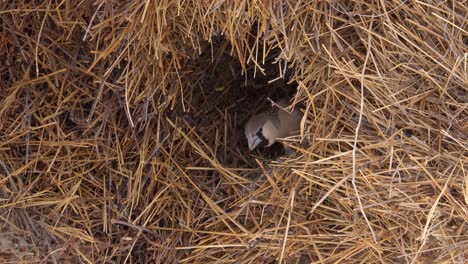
[0,0,467,263]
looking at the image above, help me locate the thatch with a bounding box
[1,0,467,263]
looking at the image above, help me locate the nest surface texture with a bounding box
[0,1,467,263]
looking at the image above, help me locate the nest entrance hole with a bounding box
[176,37,299,167]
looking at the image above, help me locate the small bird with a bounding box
[245,98,301,153]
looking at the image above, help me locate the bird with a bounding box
[245,98,301,153]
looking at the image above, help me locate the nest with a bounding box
[1,1,467,263]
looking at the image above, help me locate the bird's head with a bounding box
[244,114,274,150]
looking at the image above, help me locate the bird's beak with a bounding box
[247,136,262,150]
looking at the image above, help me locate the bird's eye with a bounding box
[256,129,262,137]
[256,129,266,141]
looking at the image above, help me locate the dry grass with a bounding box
[1,0,467,263]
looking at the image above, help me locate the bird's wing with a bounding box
[278,107,301,137]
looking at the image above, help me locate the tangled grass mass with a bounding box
[0,0,467,263]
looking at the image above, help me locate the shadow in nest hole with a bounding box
[177,38,300,170]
